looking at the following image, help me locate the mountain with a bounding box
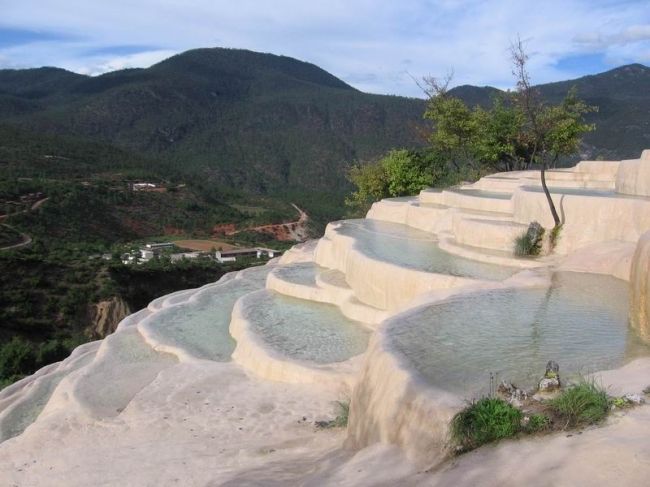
[449,63,650,159]
[1,49,649,200]
[0,48,427,197]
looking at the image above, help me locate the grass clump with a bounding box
[316,401,350,429]
[548,380,609,428]
[450,397,522,452]
[514,221,544,256]
[523,413,550,433]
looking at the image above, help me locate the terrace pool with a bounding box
[243,290,369,364]
[388,272,648,397]
[334,219,517,281]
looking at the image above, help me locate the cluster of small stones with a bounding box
[496,360,561,407]
[496,361,647,414]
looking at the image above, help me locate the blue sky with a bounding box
[0,0,648,97]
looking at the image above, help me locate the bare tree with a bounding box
[510,36,561,228]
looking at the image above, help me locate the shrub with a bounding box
[549,224,563,248]
[514,221,544,256]
[37,339,70,366]
[450,397,522,452]
[549,380,609,428]
[0,336,37,383]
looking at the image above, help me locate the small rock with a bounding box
[538,377,561,392]
[497,381,528,406]
[538,361,561,392]
[545,361,560,376]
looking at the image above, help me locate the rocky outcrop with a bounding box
[87,297,131,339]
[630,231,650,342]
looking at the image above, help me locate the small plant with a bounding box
[514,221,544,256]
[523,413,550,433]
[549,379,610,428]
[611,397,631,409]
[643,385,650,395]
[316,400,350,429]
[549,224,563,248]
[450,397,522,452]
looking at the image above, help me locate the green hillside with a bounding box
[449,63,650,160]
[0,48,427,198]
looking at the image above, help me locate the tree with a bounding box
[472,96,526,172]
[345,161,389,214]
[509,37,595,228]
[345,149,447,214]
[381,149,435,196]
[423,74,478,171]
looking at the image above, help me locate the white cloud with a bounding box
[0,0,648,96]
[69,50,178,76]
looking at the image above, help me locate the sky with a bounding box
[0,0,649,98]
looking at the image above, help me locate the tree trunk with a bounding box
[541,164,561,227]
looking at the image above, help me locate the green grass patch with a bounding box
[450,397,523,452]
[549,380,610,428]
[316,401,350,429]
[523,413,551,433]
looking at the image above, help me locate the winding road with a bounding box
[0,197,48,251]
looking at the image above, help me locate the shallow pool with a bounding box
[449,188,514,199]
[244,290,369,364]
[334,219,516,281]
[524,185,650,201]
[389,272,648,397]
[143,267,273,361]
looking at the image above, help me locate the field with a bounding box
[173,239,240,251]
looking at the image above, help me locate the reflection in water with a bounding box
[335,219,516,281]
[390,272,648,398]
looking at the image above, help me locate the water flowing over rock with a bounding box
[630,230,650,342]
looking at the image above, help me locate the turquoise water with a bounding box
[389,272,648,397]
[245,290,369,364]
[144,273,271,361]
[334,219,516,280]
[271,262,321,286]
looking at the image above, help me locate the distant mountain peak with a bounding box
[151,47,355,91]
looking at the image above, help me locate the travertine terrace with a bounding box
[2,151,650,485]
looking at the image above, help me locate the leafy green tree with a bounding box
[345,161,390,214]
[345,149,449,214]
[381,149,434,196]
[423,75,478,171]
[473,97,526,171]
[510,38,595,227]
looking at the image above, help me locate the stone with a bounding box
[538,361,561,393]
[526,221,545,245]
[538,377,561,393]
[624,393,645,405]
[497,381,528,407]
[545,361,560,377]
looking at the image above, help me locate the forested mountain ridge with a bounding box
[0,48,427,197]
[449,63,650,159]
[0,49,648,203]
